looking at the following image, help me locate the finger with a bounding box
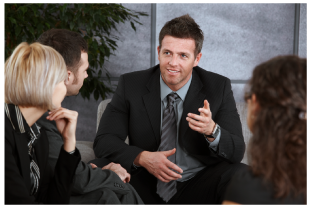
[203,100,209,110]
[186,117,205,128]
[51,111,77,122]
[90,163,97,169]
[162,148,176,157]
[157,174,171,183]
[159,172,178,181]
[102,162,114,170]
[48,107,63,114]
[165,160,183,175]
[48,109,77,121]
[187,113,208,122]
[125,174,131,183]
[163,168,182,180]
[198,107,211,117]
[188,121,202,133]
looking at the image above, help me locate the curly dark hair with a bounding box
[245,55,306,201]
[159,14,204,56]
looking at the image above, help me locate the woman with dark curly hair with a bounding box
[222,55,306,204]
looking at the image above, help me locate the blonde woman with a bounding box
[5,42,81,204]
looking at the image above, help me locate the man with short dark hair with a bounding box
[37,28,143,204]
[94,14,247,204]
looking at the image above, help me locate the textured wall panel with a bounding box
[103,4,152,77]
[298,3,307,58]
[156,4,295,80]
[232,84,247,103]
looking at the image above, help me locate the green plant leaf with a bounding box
[5,3,148,100]
[130,21,136,31]
[9,17,17,25]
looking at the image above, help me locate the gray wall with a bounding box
[62,3,306,141]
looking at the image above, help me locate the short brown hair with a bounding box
[5,42,67,110]
[37,28,88,74]
[159,14,204,56]
[245,55,306,201]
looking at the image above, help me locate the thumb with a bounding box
[204,100,209,109]
[90,163,97,169]
[162,148,176,157]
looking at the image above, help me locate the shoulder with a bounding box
[224,168,304,204]
[194,66,229,83]
[120,65,159,84]
[224,167,272,204]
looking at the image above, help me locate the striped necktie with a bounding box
[157,92,180,202]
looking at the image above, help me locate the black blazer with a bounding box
[5,108,81,204]
[94,65,245,201]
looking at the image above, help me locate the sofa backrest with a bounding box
[97,99,251,165]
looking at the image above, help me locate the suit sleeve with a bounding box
[93,75,144,173]
[43,146,81,204]
[213,78,245,163]
[37,116,127,195]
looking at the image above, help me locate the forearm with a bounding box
[71,161,129,194]
[218,126,245,163]
[93,134,144,173]
[47,146,81,204]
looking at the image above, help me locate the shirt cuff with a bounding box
[132,162,141,169]
[206,128,221,151]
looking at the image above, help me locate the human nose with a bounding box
[169,55,178,66]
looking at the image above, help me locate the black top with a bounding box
[224,167,305,204]
[5,103,81,204]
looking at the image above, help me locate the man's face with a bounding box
[157,35,202,91]
[66,52,89,96]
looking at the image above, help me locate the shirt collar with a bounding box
[160,74,192,102]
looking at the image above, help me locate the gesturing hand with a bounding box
[135,148,183,183]
[90,162,130,183]
[186,100,216,141]
[46,107,78,152]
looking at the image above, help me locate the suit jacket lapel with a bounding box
[142,68,162,147]
[179,70,206,145]
[14,132,31,192]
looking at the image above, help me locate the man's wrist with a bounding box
[133,151,147,167]
[204,121,216,136]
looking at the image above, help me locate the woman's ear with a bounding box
[251,94,260,113]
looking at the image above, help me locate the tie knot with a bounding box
[167,93,179,106]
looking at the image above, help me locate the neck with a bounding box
[18,106,47,127]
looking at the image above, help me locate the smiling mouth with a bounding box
[168,69,179,73]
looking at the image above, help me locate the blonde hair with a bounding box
[5,42,67,110]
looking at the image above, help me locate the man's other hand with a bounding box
[134,148,183,183]
[90,162,131,183]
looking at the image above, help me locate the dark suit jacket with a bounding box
[37,113,144,204]
[5,112,81,204]
[94,65,245,202]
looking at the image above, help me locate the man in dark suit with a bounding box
[36,29,143,204]
[94,14,247,204]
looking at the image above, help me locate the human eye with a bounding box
[164,51,170,55]
[181,54,187,58]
